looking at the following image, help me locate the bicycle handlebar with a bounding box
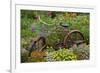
[38,16,52,25]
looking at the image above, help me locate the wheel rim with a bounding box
[64,30,85,48]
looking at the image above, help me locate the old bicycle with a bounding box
[26,16,85,57]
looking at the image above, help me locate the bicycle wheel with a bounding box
[63,30,85,48]
[28,36,46,57]
[35,37,46,51]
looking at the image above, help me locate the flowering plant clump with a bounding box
[46,48,77,62]
[73,45,89,60]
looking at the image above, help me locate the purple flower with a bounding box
[31,25,36,32]
[32,28,35,32]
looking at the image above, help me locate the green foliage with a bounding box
[21,10,90,62]
[21,10,90,45]
[46,46,55,52]
[73,45,90,60]
[46,26,66,48]
[46,48,77,61]
[21,17,38,38]
[21,10,38,19]
[66,14,90,44]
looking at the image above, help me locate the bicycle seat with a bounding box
[60,23,69,28]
